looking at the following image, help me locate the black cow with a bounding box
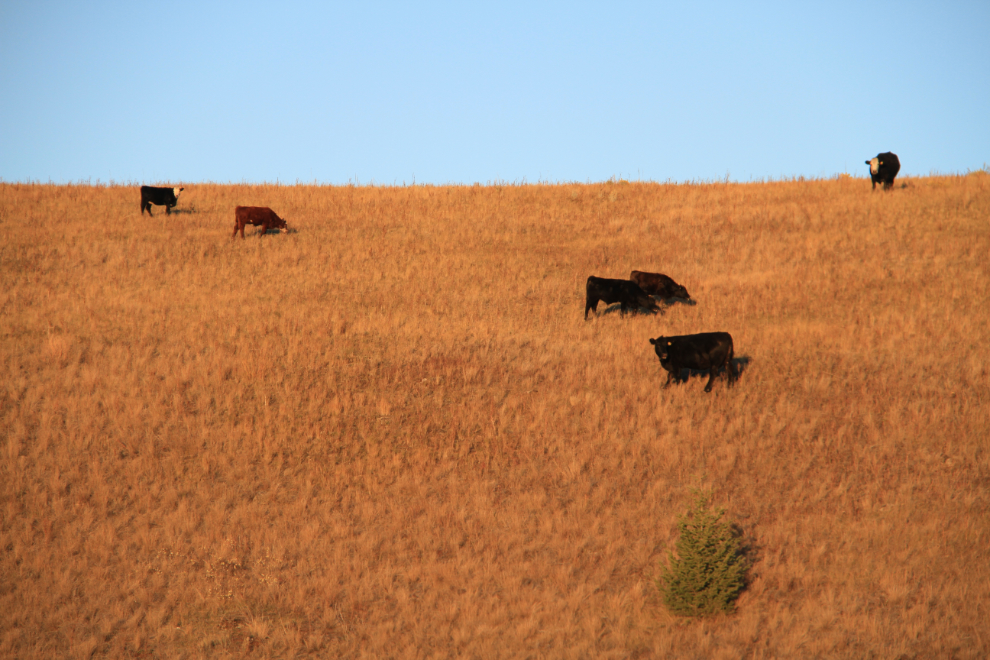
[865,152,900,190]
[233,206,288,239]
[630,270,691,301]
[585,276,660,319]
[141,186,184,215]
[649,332,738,392]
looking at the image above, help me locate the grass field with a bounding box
[1,174,988,658]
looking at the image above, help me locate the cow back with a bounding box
[652,332,733,370]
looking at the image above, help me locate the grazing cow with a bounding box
[140,186,184,215]
[630,270,691,301]
[649,332,738,392]
[866,152,901,190]
[585,276,660,319]
[232,206,288,239]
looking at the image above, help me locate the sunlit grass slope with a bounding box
[1,175,988,658]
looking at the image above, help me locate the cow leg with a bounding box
[165,205,171,215]
[585,299,597,320]
[725,343,738,388]
[704,369,718,392]
[144,204,153,216]
[662,371,674,389]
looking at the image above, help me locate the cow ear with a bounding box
[649,338,656,345]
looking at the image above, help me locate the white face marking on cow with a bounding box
[173,187,183,199]
[870,158,879,175]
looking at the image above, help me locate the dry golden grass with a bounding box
[1,174,988,658]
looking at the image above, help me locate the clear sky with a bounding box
[2,1,988,185]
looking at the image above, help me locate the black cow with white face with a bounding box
[649,332,738,392]
[585,276,660,319]
[865,152,900,190]
[140,186,184,215]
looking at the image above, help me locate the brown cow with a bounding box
[232,206,287,239]
[630,270,691,300]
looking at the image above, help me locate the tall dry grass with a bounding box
[1,174,988,658]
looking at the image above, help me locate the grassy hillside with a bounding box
[1,175,988,658]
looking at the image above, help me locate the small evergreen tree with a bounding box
[659,493,747,617]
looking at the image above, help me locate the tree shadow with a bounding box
[731,522,761,590]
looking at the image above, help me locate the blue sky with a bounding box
[2,2,987,184]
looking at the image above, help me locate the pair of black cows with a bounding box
[139,186,289,239]
[141,152,901,393]
[585,272,737,393]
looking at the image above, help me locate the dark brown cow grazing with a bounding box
[630,270,691,300]
[232,206,288,239]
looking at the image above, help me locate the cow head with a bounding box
[671,283,691,300]
[868,158,880,175]
[650,337,672,363]
[173,187,184,199]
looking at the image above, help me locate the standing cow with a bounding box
[866,152,900,190]
[649,333,739,392]
[585,276,660,319]
[232,206,288,238]
[630,270,691,301]
[140,186,184,215]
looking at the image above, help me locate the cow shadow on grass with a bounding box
[167,207,197,215]
[251,227,297,236]
[656,296,696,307]
[665,355,752,387]
[598,304,664,317]
[595,297,696,317]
